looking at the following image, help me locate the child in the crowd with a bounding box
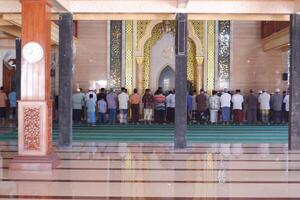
[98,97,107,124]
[86,94,96,126]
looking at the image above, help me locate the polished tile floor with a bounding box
[0,141,300,199]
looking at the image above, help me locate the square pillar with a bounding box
[174,13,188,149]
[9,0,59,170]
[289,14,300,150]
[58,13,73,147]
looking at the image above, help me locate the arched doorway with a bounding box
[158,66,175,92]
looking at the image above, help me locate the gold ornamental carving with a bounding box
[191,20,205,44]
[196,56,204,65]
[136,56,144,66]
[137,20,151,48]
[207,20,215,93]
[125,20,134,94]
[143,21,198,90]
[23,107,41,151]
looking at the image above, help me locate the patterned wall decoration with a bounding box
[187,38,196,85]
[217,21,231,89]
[207,21,215,93]
[125,21,134,94]
[143,21,197,90]
[47,101,52,153]
[137,20,151,48]
[143,22,168,90]
[191,20,205,44]
[110,21,122,89]
[23,107,41,151]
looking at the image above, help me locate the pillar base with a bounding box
[9,153,59,171]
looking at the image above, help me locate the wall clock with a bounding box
[22,42,44,63]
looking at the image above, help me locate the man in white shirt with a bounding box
[258,90,271,124]
[166,90,175,123]
[220,88,231,125]
[118,87,129,124]
[231,89,244,125]
[72,88,85,123]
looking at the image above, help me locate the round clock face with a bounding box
[22,42,44,63]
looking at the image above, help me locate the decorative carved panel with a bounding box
[217,21,231,89]
[143,21,197,91]
[137,20,151,48]
[125,21,134,93]
[110,21,122,89]
[23,107,41,151]
[207,21,215,93]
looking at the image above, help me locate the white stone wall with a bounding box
[150,32,175,91]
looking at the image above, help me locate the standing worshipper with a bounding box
[72,88,85,124]
[8,89,16,120]
[130,88,141,124]
[142,89,154,125]
[85,87,97,103]
[187,91,193,124]
[282,91,288,123]
[0,87,7,124]
[257,90,263,123]
[246,89,257,124]
[220,88,231,125]
[209,90,220,124]
[196,89,208,124]
[154,90,166,124]
[231,89,244,125]
[97,88,107,101]
[271,89,283,124]
[106,89,118,124]
[118,87,129,125]
[166,90,175,124]
[283,91,289,124]
[86,94,96,126]
[191,90,197,123]
[98,97,107,124]
[79,88,85,121]
[258,90,271,124]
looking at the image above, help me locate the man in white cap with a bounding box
[258,89,271,124]
[72,88,85,123]
[85,86,97,103]
[271,88,283,124]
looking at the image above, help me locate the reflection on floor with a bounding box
[1,141,300,199]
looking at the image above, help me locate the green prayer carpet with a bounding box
[0,124,288,143]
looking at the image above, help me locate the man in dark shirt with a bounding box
[196,89,208,124]
[97,88,107,101]
[142,89,154,125]
[246,89,257,124]
[271,89,283,124]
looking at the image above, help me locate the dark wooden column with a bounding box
[174,13,187,149]
[289,14,300,150]
[15,38,21,101]
[58,13,73,147]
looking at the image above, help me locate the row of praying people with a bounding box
[0,86,17,124]
[194,88,290,125]
[71,87,290,126]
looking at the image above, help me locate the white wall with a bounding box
[150,32,175,91]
